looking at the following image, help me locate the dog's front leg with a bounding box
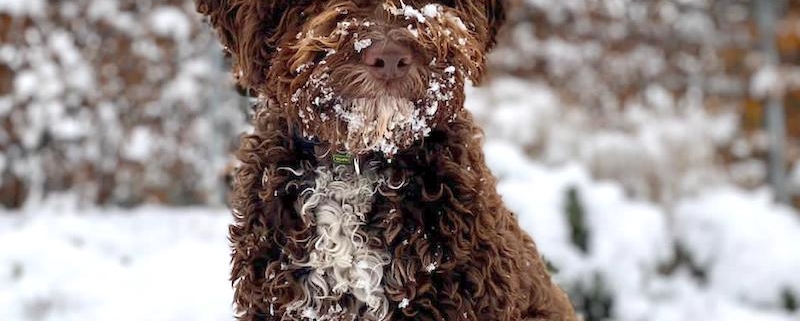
[228,106,314,321]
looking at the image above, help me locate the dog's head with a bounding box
[198,0,505,156]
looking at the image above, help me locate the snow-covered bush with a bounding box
[2,0,797,208]
[0,0,246,208]
[468,78,737,205]
[674,188,800,311]
[486,0,799,205]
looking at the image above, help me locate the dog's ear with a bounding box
[196,0,303,90]
[455,0,506,51]
[196,0,238,58]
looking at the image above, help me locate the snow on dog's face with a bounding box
[198,0,505,156]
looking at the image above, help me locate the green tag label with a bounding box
[332,152,352,165]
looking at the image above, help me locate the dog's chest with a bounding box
[289,164,391,320]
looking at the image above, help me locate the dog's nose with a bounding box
[361,40,413,80]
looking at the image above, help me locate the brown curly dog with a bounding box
[196,1,578,320]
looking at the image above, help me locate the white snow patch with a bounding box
[751,65,784,98]
[0,207,234,321]
[0,0,45,16]
[148,7,191,40]
[401,5,426,23]
[385,3,439,23]
[14,70,39,99]
[354,38,373,53]
[675,188,800,309]
[87,0,119,20]
[123,127,153,161]
[425,262,437,273]
[50,117,87,140]
[398,298,409,309]
[422,4,440,18]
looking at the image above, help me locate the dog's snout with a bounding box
[361,40,413,80]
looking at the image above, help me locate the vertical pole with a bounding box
[755,0,789,204]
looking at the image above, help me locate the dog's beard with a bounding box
[292,69,461,156]
[335,96,427,155]
[292,53,466,157]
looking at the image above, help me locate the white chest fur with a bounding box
[287,165,390,321]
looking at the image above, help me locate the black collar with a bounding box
[292,129,320,161]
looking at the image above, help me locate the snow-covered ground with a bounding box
[2,138,799,321]
[0,207,233,321]
[485,140,800,321]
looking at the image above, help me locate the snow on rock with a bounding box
[0,206,234,321]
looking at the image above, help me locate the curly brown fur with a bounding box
[197,1,578,320]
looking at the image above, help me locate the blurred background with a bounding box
[1,0,799,320]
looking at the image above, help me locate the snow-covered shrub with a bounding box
[468,78,737,204]
[484,0,799,204]
[564,187,589,254]
[674,188,800,312]
[0,0,246,208]
[561,187,614,321]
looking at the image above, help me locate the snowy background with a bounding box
[2,0,800,320]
